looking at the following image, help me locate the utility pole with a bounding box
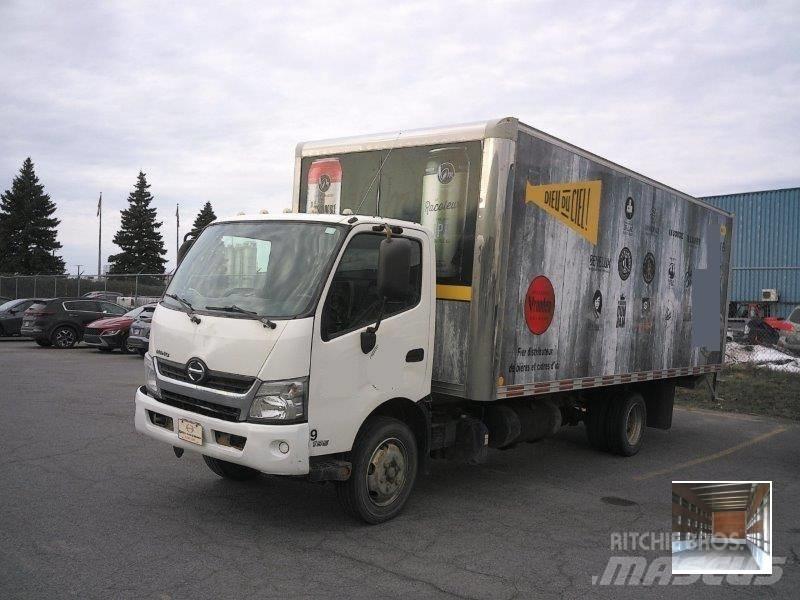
[76,265,83,297]
[97,193,102,277]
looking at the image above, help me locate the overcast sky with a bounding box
[1,0,798,274]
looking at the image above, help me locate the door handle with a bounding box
[406,348,424,362]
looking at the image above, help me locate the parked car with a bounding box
[0,298,49,336]
[21,298,128,349]
[775,306,800,354]
[84,303,156,354]
[83,291,123,302]
[126,303,157,356]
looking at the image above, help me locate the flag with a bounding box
[97,193,102,217]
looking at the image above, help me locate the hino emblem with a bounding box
[186,359,207,383]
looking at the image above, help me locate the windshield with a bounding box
[163,221,345,318]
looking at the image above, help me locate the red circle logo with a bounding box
[524,276,555,335]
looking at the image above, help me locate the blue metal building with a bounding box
[702,187,800,318]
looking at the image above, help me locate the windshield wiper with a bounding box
[205,304,277,329]
[165,293,201,324]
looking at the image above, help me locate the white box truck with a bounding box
[134,117,733,523]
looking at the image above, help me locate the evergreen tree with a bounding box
[189,201,217,237]
[108,171,167,274]
[0,157,65,274]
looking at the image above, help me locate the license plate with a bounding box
[178,418,203,445]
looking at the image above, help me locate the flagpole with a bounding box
[97,193,102,277]
[176,203,180,267]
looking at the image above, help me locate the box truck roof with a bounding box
[295,116,732,218]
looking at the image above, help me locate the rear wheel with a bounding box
[202,455,259,481]
[35,339,52,347]
[606,392,647,456]
[336,416,418,524]
[51,326,78,349]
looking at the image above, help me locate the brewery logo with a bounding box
[685,267,692,288]
[687,234,701,247]
[618,247,632,281]
[525,179,603,245]
[641,297,651,317]
[668,260,676,286]
[645,204,660,236]
[642,252,656,284]
[668,228,684,240]
[437,162,455,185]
[625,196,635,220]
[665,307,672,322]
[317,173,331,193]
[616,294,627,328]
[589,254,611,273]
[592,290,603,319]
[524,275,555,335]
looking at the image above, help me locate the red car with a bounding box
[83,304,152,353]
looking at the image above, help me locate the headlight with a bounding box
[248,377,307,423]
[144,354,160,399]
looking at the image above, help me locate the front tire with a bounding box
[336,416,418,524]
[51,326,78,349]
[202,455,259,481]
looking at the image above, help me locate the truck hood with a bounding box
[149,305,291,378]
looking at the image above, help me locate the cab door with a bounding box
[308,226,433,455]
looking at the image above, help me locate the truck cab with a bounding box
[135,213,435,522]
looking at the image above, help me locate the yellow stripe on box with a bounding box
[525,179,602,245]
[436,285,472,301]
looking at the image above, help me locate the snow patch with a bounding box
[725,342,800,374]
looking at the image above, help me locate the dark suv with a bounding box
[21,298,128,349]
[0,298,48,337]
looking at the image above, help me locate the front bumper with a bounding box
[134,386,310,475]
[127,335,149,350]
[85,331,125,348]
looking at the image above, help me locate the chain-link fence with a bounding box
[0,273,171,308]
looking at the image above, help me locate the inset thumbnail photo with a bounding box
[671,481,772,574]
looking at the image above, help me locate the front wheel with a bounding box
[51,326,78,349]
[202,455,259,481]
[336,416,418,524]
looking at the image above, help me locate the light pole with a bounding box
[75,265,83,297]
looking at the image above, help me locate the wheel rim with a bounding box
[365,437,408,507]
[55,328,75,347]
[625,403,644,445]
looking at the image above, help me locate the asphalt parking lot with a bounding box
[1,339,798,599]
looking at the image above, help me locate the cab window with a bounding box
[321,233,421,341]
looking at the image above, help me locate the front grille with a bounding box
[84,328,101,335]
[83,335,102,344]
[158,389,241,422]
[157,359,255,394]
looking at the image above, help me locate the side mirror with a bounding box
[377,237,412,300]
[177,232,196,267]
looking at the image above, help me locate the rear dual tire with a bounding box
[586,391,646,456]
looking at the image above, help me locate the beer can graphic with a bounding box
[307,158,342,214]
[421,147,470,277]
